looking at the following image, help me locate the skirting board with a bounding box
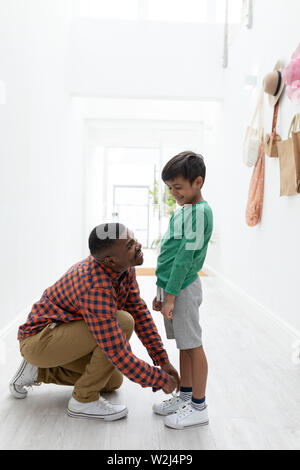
[0,306,31,340]
[204,263,300,341]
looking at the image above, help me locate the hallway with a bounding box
[2,0,300,452]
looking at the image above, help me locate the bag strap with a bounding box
[250,89,264,129]
[288,114,300,137]
[271,99,280,135]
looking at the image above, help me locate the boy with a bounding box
[152,151,213,430]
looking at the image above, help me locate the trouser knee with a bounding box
[117,310,135,339]
[101,370,123,392]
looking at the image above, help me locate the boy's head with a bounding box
[162,151,206,206]
[89,223,144,272]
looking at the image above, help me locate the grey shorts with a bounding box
[157,277,203,350]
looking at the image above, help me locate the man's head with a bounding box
[162,151,206,206]
[89,223,144,273]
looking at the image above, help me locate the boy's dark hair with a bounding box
[162,151,206,185]
[89,223,127,257]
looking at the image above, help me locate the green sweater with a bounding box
[155,201,213,296]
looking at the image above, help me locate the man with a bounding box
[10,223,179,421]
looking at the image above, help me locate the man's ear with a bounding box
[104,256,118,267]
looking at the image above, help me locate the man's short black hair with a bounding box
[88,223,127,257]
[162,151,206,185]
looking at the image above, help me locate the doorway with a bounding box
[113,184,150,248]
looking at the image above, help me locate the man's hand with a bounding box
[162,373,177,394]
[152,296,162,312]
[161,361,180,392]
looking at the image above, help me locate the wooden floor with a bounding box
[1,275,300,450]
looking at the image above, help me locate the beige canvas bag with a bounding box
[264,99,281,158]
[243,90,264,167]
[277,114,300,196]
[245,137,265,227]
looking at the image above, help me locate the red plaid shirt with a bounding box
[18,256,169,390]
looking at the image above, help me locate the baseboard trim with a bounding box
[0,306,30,340]
[204,264,300,340]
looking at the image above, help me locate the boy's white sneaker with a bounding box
[9,359,40,399]
[67,396,128,421]
[164,402,209,429]
[152,393,189,416]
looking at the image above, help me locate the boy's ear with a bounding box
[194,176,203,188]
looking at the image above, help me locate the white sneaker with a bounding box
[67,396,128,421]
[164,402,209,429]
[152,393,189,416]
[9,359,40,399]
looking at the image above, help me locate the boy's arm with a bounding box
[163,240,194,296]
[164,206,205,296]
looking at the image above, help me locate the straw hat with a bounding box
[263,60,285,106]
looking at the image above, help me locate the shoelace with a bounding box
[98,397,115,411]
[17,381,41,391]
[162,392,179,409]
[176,402,193,418]
[27,383,42,389]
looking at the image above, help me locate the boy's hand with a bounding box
[161,301,174,320]
[152,297,162,312]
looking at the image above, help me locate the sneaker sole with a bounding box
[153,409,178,416]
[67,407,128,421]
[9,360,28,399]
[165,420,209,430]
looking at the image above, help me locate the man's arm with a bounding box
[80,287,169,390]
[124,272,169,367]
[124,272,180,392]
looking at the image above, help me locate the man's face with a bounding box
[102,228,144,272]
[166,175,203,206]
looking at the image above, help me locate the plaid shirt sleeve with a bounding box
[124,274,169,367]
[80,288,168,390]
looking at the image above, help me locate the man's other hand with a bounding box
[162,374,177,394]
[152,296,162,311]
[161,361,180,392]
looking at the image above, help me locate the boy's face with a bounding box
[165,175,203,206]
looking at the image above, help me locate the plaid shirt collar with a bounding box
[90,256,129,284]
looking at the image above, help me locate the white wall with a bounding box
[3,0,300,337]
[205,0,300,332]
[0,0,83,331]
[69,18,224,100]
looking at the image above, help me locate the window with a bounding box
[147,0,208,24]
[76,0,243,24]
[216,0,243,24]
[77,0,139,21]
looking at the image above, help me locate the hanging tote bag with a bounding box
[291,118,300,193]
[277,114,300,196]
[245,137,265,227]
[243,90,264,167]
[264,99,281,158]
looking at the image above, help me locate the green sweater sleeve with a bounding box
[164,236,195,296]
[164,205,205,296]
